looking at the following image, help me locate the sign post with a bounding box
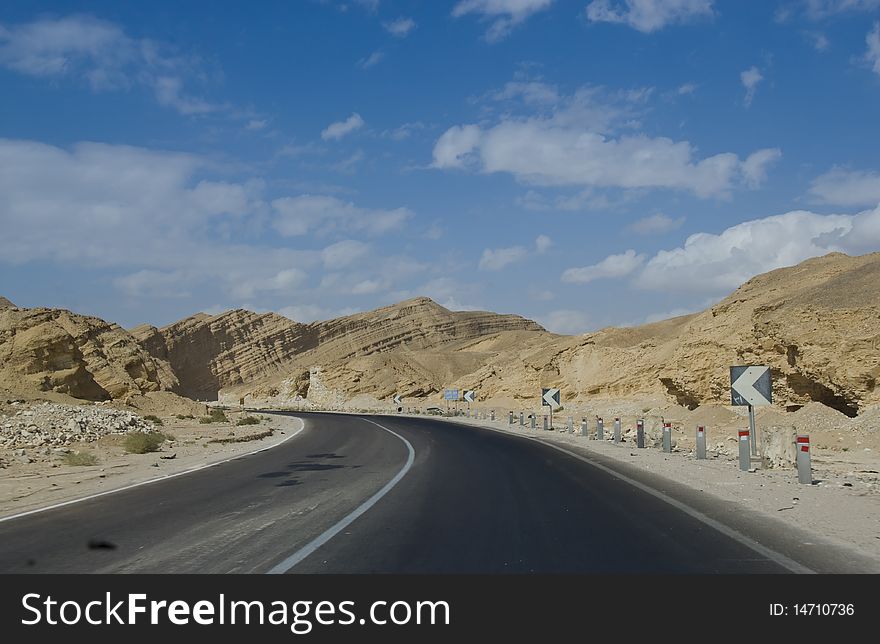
[730,366,772,459]
[541,388,561,431]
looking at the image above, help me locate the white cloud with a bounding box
[539,309,592,334]
[383,17,416,37]
[492,80,560,105]
[433,98,780,196]
[586,0,714,32]
[629,213,685,234]
[741,148,782,187]
[431,124,483,168]
[809,167,880,206]
[246,119,268,131]
[321,113,365,140]
[479,245,529,270]
[321,240,371,268]
[357,51,384,69]
[535,234,553,253]
[562,249,645,283]
[272,194,412,237]
[740,66,764,107]
[677,82,697,95]
[866,22,880,76]
[0,138,323,300]
[634,204,880,294]
[452,0,554,42]
[0,15,220,115]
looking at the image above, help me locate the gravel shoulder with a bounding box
[0,410,303,519]
[423,413,880,571]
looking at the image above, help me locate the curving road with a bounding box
[0,412,860,574]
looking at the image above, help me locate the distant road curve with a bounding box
[0,412,863,573]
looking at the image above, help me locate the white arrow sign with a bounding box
[541,387,561,409]
[463,390,475,403]
[393,394,402,405]
[730,366,772,406]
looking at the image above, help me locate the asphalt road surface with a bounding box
[0,412,859,573]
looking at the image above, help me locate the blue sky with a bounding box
[1,0,879,333]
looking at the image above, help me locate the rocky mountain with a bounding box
[4,251,879,416]
[0,297,14,310]
[0,306,174,401]
[228,253,880,416]
[134,297,545,401]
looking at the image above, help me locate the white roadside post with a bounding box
[738,430,751,471]
[530,415,536,430]
[613,417,621,444]
[696,426,707,460]
[509,411,514,425]
[543,415,549,431]
[580,418,588,437]
[636,419,645,448]
[662,422,672,453]
[796,435,812,484]
[567,416,573,433]
[491,410,495,421]
[597,417,604,441]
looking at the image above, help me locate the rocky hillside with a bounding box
[0,305,174,401]
[131,310,317,400]
[0,296,14,310]
[463,252,879,416]
[136,297,545,401]
[229,253,880,416]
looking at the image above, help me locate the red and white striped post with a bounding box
[662,422,672,453]
[738,430,751,471]
[796,435,812,484]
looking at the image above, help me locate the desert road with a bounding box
[0,412,857,574]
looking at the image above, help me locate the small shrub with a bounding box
[124,432,165,454]
[63,451,98,466]
[143,414,164,426]
[236,416,260,426]
[199,409,228,424]
[175,414,195,420]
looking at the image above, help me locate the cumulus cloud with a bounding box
[0,15,220,115]
[741,148,782,187]
[629,213,685,234]
[809,167,880,206]
[562,249,645,283]
[0,138,425,308]
[740,66,764,107]
[432,85,781,197]
[383,17,416,37]
[539,310,592,334]
[321,113,365,140]
[452,0,554,42]
[272,195,411,237]
[479,245,529,270]
[634,204,880,294]
[586,0,714,32]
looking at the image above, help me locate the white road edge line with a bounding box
[0,417,306,524]
[466,421,816,574]
[266,417,415,574]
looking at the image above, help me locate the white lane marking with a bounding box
[266,417,415,574]
[0,417,306,524]
[459,420,815,574]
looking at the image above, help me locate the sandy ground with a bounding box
[0,410,302,519]
[427,411,880,568]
